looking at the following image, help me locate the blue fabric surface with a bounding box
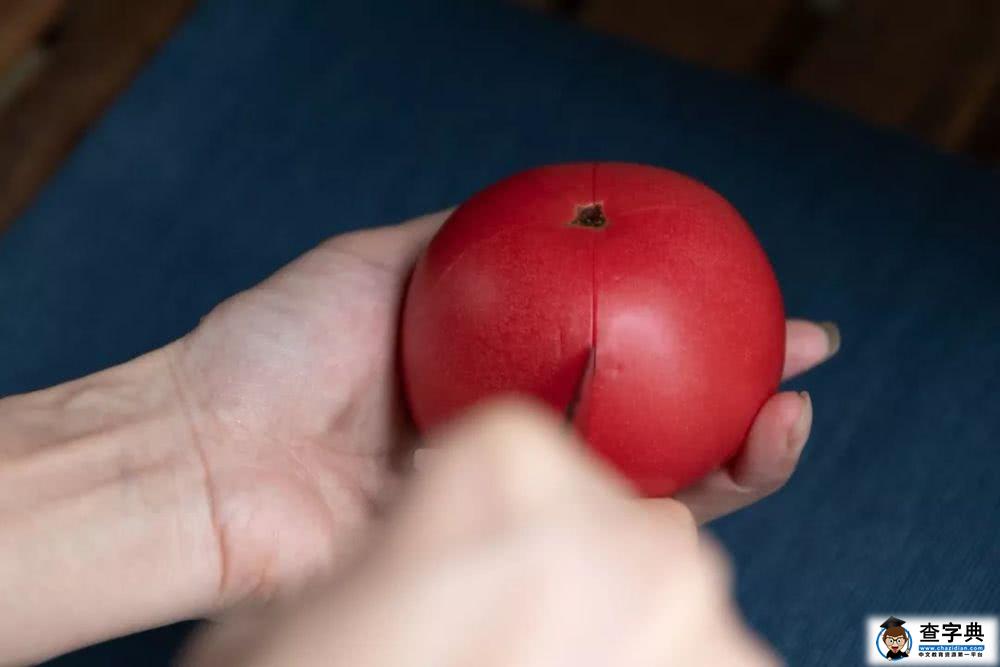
[1,0,996,664]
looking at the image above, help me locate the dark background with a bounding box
[1,0,999,236]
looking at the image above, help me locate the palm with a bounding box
[172,215,443,603]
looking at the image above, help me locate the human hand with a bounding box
[0,209,834,663]
[181,400,779,667]
[168,209,838,606]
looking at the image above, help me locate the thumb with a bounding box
[388,396,634,558]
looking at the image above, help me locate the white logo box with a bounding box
[865,615,997,665]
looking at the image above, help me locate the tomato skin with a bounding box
[401,162,785,496]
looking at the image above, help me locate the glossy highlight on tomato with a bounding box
[401,162,785,496]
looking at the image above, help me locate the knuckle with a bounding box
[656,498,699,534]
[468,396,563,440]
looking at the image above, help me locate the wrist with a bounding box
[0,345,221,663]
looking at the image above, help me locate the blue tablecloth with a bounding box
[2,1,996,664]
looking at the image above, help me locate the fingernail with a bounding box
[789,391,812,454]
[413,448,435,471]
[818,321,841,358]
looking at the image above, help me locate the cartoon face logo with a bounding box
[879,616,911,660]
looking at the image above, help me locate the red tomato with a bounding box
[401,163,785,496]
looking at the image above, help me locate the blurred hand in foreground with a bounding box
[182,400,779,667]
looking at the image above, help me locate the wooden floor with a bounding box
[0,0,997,235]
[0,0,197,236]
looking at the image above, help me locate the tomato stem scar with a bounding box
[570,203,607,228]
